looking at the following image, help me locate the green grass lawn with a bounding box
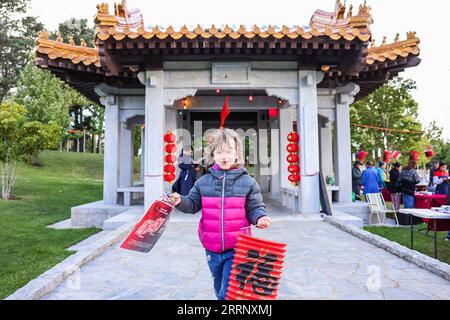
[365,224,450,265]
[0,151,105,299]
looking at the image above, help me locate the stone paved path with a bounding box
[43,200,450,300]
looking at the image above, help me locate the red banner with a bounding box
[120,196,176,253]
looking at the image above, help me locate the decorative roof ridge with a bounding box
[366,32,420,65]
[310,0,373,30]
[94,0,371,42]
[35,30,100,67]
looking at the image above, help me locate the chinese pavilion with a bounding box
[35,0,421,226]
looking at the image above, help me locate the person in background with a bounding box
[352,161,363,201]
[376,161,387,190]
[171,146,197,196]
[433,162,450,241]
[361,161,382,197]
[429,159,440,188]
[388,162,402,212]
[399,160,421,209]
[433,162,449,196]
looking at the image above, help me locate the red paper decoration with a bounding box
[410,150,419,161]
[226,234,287,300]
[164,131,177,183]
[383,150,392,163]
[357,150,369,162]
[425,145,434,158]
[287,132,300,186]
[392,150,401,160]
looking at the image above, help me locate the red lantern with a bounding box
[425,145,434,158]
[286,131,300,186]
[383,150,392,164]
[164,173,176,182]
[287,154,299,164]
[268,109,279,119]
[164,164,176,173]
[288,174,300,183]
[288,164,300,174]
[357,150,369,162]
[286,144,299,153]
[410,150,419,161]
[164,133,176,144]
[165,154,176,164]
[164,131,177,183]
[287,132,299,143]
[165,144,177,154]
[226,234,287,300]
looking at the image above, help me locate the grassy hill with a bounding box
[0,151,104,299]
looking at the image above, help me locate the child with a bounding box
[171,128,272,300]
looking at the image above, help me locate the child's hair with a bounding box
[205,128,245,166]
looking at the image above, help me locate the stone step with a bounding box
[102,209,143,230]
[331,210,364,228]
[332,202,371,225]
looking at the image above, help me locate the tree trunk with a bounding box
[1,158,17,200]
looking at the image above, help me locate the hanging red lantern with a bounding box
[287,132,299,143]
[383,150,392,164]
[286,144,299,153]
[164,164,176,174]
[288,164,300,174]
[357,150,369,162]
[425,145,434,159]
[286,154,299,164]
[288,174,300,183]
[164,132,176,144]
[165,154,177,164]
[286,131,300,186]
[410,150,419,161]
[164,131,177,183]
[165,144,177,154]
[164,173,176,182]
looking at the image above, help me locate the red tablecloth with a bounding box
[414,194,447,209]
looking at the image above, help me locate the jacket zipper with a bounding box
[221,172,226,252]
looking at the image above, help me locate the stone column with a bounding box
[140,127,145,183]
[142,70,165,212]
[297,70,324,213]
[119,123,134,188]
[270,116,281,200]
[320,119,334,178]
[335,83,360,203]
[103,96,120,205]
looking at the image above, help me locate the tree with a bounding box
[0,101,61,200]
[351,77,424,164]
[0,0,43,101]
[13,64,96,159]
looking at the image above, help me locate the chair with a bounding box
[366,193,399,226]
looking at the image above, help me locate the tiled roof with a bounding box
[367,32,420,65]
[35,31,100,68]
[94,0,372,42]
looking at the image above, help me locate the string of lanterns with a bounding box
[164,131,177,183]
[286,131,300,186]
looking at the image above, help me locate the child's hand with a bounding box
[256,216,272,229]
[172,193,181,206]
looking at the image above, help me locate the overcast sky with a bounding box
[29,0,450,140]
